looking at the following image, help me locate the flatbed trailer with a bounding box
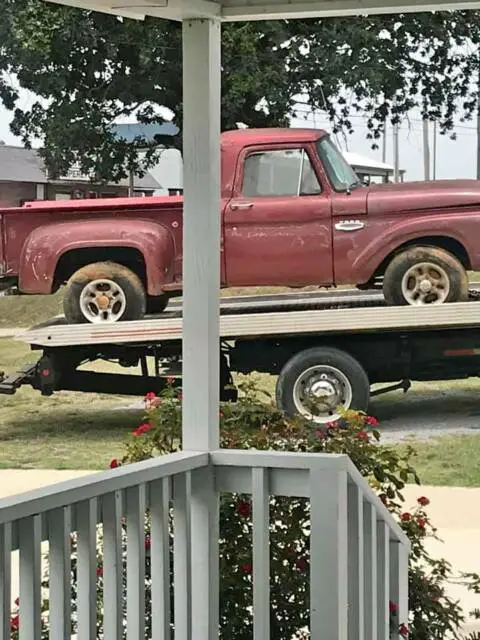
[4,287,480,422]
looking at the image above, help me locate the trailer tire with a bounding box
[64,262,146,324]
[276,346,369,423]
[383,246,468,306]
[146,294,170,315]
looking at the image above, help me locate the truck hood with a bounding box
[366,179,480,216]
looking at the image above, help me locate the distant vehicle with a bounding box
[0,127,476,323]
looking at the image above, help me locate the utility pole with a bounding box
[422,119,430,181]
[477,99,480,180]
[393,120,400,182]
[382,119,387,163]
[432,121,437,180]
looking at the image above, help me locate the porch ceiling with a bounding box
[46,0,480,22]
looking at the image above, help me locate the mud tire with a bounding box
[63,261,146,324]
[383,246,468,306]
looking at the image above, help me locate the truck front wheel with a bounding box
[275,346,370,423]
[64,262,146,324]
[383,246,468,306]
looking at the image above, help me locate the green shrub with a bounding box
[10,379,480,638]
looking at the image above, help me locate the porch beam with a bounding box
[182,17,221,451]
[221,0,480,20]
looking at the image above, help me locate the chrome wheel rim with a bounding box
[79,278,127,323]
[400,262,450,305]
[292,365,353,423]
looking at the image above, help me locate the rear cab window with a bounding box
[242,148,322,197]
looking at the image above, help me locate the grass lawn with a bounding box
[400,436,480,487]
[0,338,143,469]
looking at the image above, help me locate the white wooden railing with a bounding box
[0,450,409,639]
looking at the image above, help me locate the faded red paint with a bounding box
[1,128,480,296]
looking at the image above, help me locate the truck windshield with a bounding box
[316,136,361,192]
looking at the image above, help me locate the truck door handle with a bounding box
[230,202,254,211]
[335,220,365,232]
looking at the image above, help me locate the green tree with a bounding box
[1,1,480,181]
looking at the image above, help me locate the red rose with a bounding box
[399,623,408,637]
[366,415,379,426]
[417,517,427,530]
[236,501,251,517]
[401,513,411,522]
[389,601,398,614]
[145,392,156,401]
[96,566,103,577]
[145,534,151,550]
[10,615,19,631]
[326,421,339,429]
[295,557,308,572]
[417,496,430,507]
[357,430,370,442]
[133,423,153,436]
[109,458,119,469]
[242,562,252,574]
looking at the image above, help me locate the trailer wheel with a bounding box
[276,347,369,423]
[146,294,170,315]
[383,246,468,306]
[64,262,146,324]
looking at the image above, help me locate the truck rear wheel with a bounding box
[383,246,468,306]
[275,346,370,423]
[63,262,146,324]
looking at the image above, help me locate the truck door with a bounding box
[223,145,333,287]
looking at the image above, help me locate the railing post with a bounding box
[0,523,12,640]
[363,502,378,639]
[48,506,72,640]
[390,540,409,639]
[310,468,348,640]
[19,515,42,640]
[377,521,390,640]
[348,484,364,640]
[190,466,219,639]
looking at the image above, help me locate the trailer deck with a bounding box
[5,287,480,423]
[17,295,480,348]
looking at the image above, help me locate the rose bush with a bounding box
[10,378,480,638]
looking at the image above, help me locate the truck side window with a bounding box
[242,149,321,197]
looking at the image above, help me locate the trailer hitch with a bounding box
[370,379,411,398]
[0,363,38,395]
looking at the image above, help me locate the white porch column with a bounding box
[182,18,221,452]
[182,18,221,640]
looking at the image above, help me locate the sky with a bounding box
[0,85,477,182]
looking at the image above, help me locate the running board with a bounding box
[17,300,480,348]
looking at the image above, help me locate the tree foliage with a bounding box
[1,0,480,181]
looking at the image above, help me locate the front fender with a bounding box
[351,215,475,283]
[19,219,176,295]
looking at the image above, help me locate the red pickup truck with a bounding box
[0,127,478,323]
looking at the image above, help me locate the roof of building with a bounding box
[0,144,161,190]
[343,151,394,172]
[110,122,179,143]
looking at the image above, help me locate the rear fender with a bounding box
[19,219,175,295]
